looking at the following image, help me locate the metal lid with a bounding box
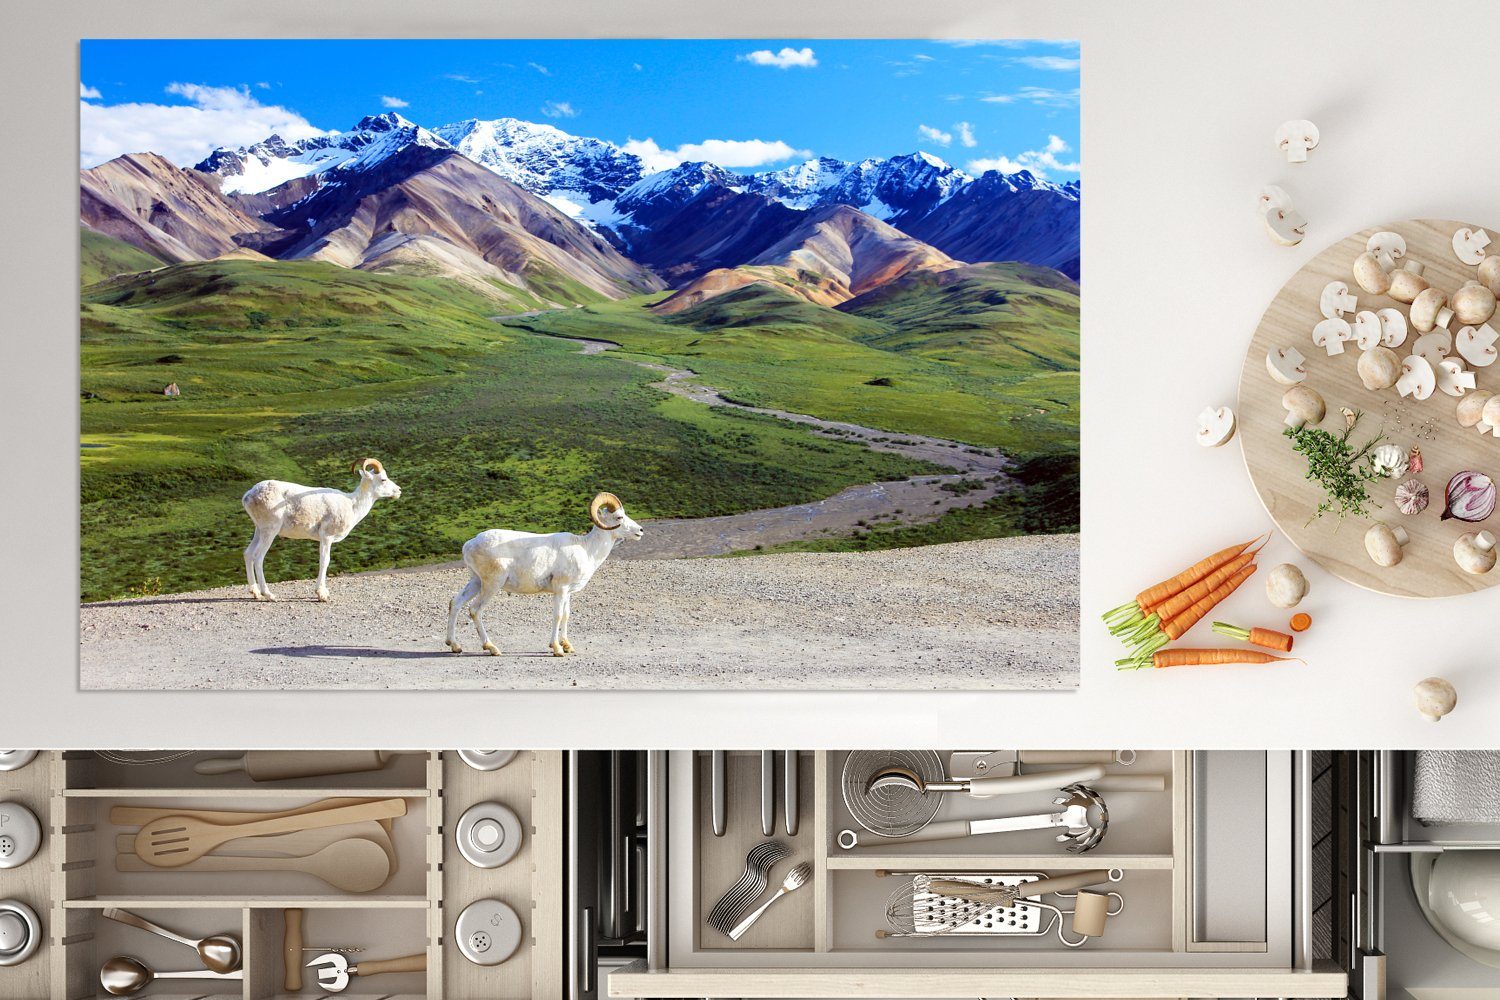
[457,750,518,771]
[0,752,36,773]
[454,898,521,966]
[455,802,523,869]
[0,900,40,966]
[0,804,41,869]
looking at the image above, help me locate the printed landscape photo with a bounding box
[77,39,1081,690]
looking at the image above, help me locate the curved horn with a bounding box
[352,458,385,476]
[589,492,623,530]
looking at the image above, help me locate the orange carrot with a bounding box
[1151,553,1257,625]
[1289,613,1312,632]
[1211,621,1294,652]
[1162,564,1258,641]
[1118,648,1302,670]
[1134,533,1268,611]
[1102,533,1268,637]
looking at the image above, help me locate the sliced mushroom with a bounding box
[1396,354,1436,400]
[1364,522,1410,567]
[1376,307,1409,349]
[1450,280,1497,326]
[1388,261,1430,304]
[1351,310,1383,349]
[1257,186,1306,246]
[1410,287,1454,332]
[1452,227,1492,266]
[1312,317,1352,356]
[1319,281,1358,319]
[1195,406,1237,447]
[1456,324,1499,368]
[1282,385,1326,429]
[1436,358,1476,397]
[1454,530,1498,575]
[1484,395,1500,437]
[1457,389,1495,429]
[1266,346,1309,385]
[1479,256,1500,296]
[1352,252,1392,295]
[1411,330,1453,367]
[1357,346,1402,390]
[1367,231,1407,272]
[1275,119,1320,162]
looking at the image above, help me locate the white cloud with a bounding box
[913,53,934,62]
[740,47,817,69]
[81,82,101,100]
[443,72,480,83]
[917,124,952,147]
[380,95,409,108]
[980,86,1080,108]
[632,62,643,71]
[79,82,328,168]
[956,121,977,148]
[527,62,551,76]
[1013,55,1080,71]
[621,136,809,172]
[541,100,578,119]
[255,82,271,90]
[967,134,1078,179]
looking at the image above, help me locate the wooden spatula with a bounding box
[118,838,392,892]
[135,798,406,868]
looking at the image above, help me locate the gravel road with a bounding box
[79,535,1078,690]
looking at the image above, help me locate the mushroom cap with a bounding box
[1457,389,1495,427]
[1410,287,1451,332]
[1312,317,1352,355]
[1478,256,1500,296]
[1388,263,1430,304]
[1397,354,1437,401]
[1436,358,1476,397]
[1453,227,1492,266]
[1319,281,1356,319]
[1414,677,1457,722]
[1265,346,1308,385]
[1265,563,1309,608]
[1351,311,1383,349]
[1454,530,1498,575]
[1282,384,1326,427]
[1367,231,1407,266]
[1411,330,1453,367]
[1451,281,1497,326]
[1357,345,1402,390]
[1455,324,1499,368]
[1483,393,1500,429]
[1352,252,1392,295]
[1364,522,1409,567]
[1376,307,1409,349]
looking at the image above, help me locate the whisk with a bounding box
[880,868,1123,938]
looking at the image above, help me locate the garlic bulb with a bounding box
[1369,443,1409,479]
[1395,478,1429,515]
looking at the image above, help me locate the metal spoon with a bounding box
[99,955,243,996]
[728,861,812,941]
[102,907,242,973]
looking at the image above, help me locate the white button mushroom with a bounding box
[1257,186,1306,246]
[1275,119,1320,162]
[1396,354,1437,401]
[1479,256,1500,296]
[1388,261,1430,304]
[1450,280,1497,326]
[1414,677,1457,722]
[1195,406,1237,447]
[1357,345,1402,390]
[1265,563,1308,608]
[1319,281,1358,320]
[1352,252,1391,295]
[1367,231,1407,272]
[1410,287,1454,333]
[1455,324,1498,368]
[1364,522,1410,567]
[1351,311,1383,350]
[1454,530,1498,575]
[1457,389,1495,430]
[1282,385,1326,429]
[1376,307,1409,349]
[1266,346,1309,386]
[1452,227,1492,266]
[1411,330,1453,368]
[1312,317,1352,356]
[1436,358,1476,397]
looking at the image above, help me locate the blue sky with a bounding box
[80,39,1079,178]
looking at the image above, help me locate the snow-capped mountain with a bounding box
[743,152,972,225]
[196,113,452,195]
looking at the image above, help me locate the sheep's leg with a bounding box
[315,539,332,602]
[244,528,264,600]
[469,580,502,656]
[558,590,574,654]
[549,588,569,657]
[248,528,278,601]
[446,574,481,653]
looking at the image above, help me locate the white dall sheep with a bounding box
[446,492,643,657]
[242,458,402,602]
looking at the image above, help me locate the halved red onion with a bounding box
[1441,470,1496,522]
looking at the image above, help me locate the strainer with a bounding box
[841,750,946,839]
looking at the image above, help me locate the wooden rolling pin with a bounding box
[194,751,423,782]
[284,908,304,992]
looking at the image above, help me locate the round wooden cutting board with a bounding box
[1239,219,1500,599]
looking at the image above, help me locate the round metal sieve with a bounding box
[841,750,946,838]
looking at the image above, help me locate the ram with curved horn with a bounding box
[240,457,403,602]
[446,492,644,657]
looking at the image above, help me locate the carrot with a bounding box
[1117,648,1302,670]
[1150,553,1257,625]
[1162,563,1258,641]
[1211,621,1294,652]
[1134,533,1268,611]
[1289,613,1312,632]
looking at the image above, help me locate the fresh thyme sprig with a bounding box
[1283,410,1384,524]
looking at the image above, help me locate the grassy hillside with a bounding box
[81,227,164,286]
[80,258,937,600]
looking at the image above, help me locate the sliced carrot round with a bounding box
[1289,613,1312,632]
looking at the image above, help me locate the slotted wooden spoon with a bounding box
[134,798,406,868]
[118,838,391,892]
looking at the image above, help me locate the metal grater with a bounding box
[905,872,1045,936]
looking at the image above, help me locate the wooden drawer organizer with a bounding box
[0,751,562,1000]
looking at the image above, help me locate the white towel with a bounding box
[1413,750,1500,824]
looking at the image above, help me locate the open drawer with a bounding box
[608,750,1348,998]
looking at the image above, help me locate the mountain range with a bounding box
[80,111,1079,311]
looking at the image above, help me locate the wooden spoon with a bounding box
[118,838,392,893]
[134,798,405,868]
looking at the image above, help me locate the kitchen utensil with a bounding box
[117,837,392,892]
[457,749,518,771]
[838,784,1109,851]
[99,956,243,996]
[760,750,775,836]
[284,908,304,993]
[881,868,1120,936]
[878,870,1124,945]
[784,751,800,836]
[194,750,424,782]
[1070,889,1111,938]
[102,908,241,973]
[0,899,40,967]
[134,797,405,868]
[706,841,789,934]
[455,801,523,868]
[110,796,390,828]
[951,750,1137,777]
[306,951,426,992]
[0,751,37,772]
[455,898,523,966]
[728,861,811,941]
[0,802,42,868]
[869,763,1107,797]
[116,819,392,859]
[710,750,727,837]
